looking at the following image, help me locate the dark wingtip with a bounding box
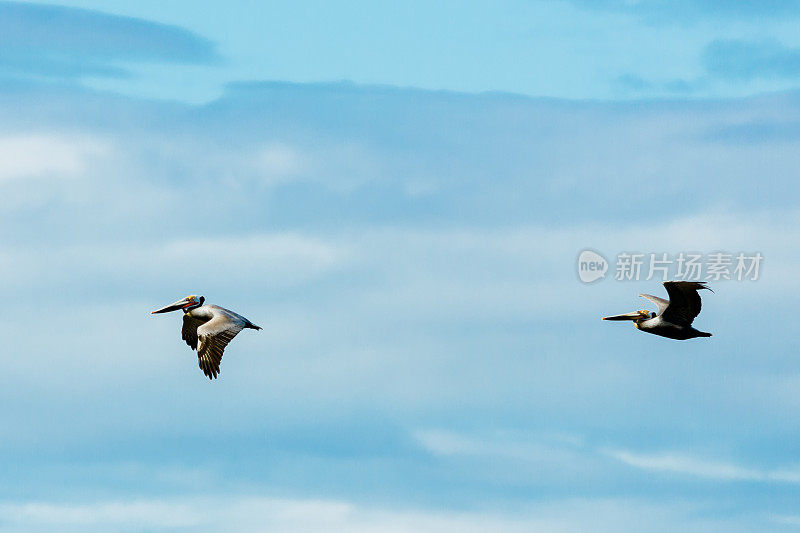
[698,281,714,293]
[667,280,714,293]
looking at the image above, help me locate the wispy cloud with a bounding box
[414,429,584,460]
[605,448,800,483]
[5,81,800,230]
[0,500,199,529]
[0,2,219,80]
[254,143,305,185]
[0,232,346,299]
[416,428,800,488]
[606,449,758,480]
[0,495,769,533]
[246,140,384,191]
[771,514,800,526]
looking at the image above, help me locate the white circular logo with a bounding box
[577,249,608,283]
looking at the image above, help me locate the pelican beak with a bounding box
[151,298,188,314]
[602,311,645,321]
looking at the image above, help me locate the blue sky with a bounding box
[2,1,800,531]
[7,0,800,102]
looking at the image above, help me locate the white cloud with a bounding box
[0,495,766,533]
[605,449,759,480]
[0,500,198,528]
[244,140,389,191]
[0,134,110,182]
[0,232,346,294]
[414,429,487,456]
[254,143,305,185]
[162,233,344,279]
[413,429,584,460]
[605,448,800,484]
[415,428,800,487]
[771,514,800,526]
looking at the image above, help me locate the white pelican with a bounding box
[602,281,713,340]
[151,295,261,379]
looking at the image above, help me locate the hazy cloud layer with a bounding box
[0,495,778,533]
[1,80,800,529]
[703,39,800,81]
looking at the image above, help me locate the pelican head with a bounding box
[602,309,651,322]
[151,294,205,314]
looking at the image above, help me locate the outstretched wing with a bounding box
[638,293,669,316]
[182,314,205,350]
[196,314,244,380]
[662,281,712,326]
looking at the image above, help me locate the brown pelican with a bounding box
[602,281,713,340]
[151,295,261,379]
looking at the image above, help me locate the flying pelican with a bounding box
[602,281,713,340]
[151,295,261,379]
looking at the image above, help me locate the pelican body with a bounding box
[603,281,712,340]
[151,295,261,379]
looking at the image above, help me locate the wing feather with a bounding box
[196,315,245,380]
[662,281,711,326]
[638,293,669,315]
[182,314,205,350]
